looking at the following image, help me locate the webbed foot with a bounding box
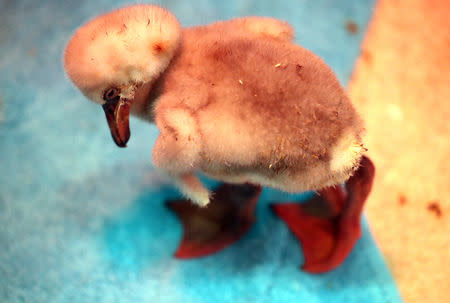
[271,156,375,273]
[167,183,262,258]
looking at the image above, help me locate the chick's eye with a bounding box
[103,87,120,102]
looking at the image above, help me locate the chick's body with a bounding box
[64,6,372,271]
[152,26,364,197]
[64,5,366,206]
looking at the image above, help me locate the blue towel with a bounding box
[0,0,403,302]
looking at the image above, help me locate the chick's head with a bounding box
[64,4,181,146]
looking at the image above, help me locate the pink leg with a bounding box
[167,183,262,258]
[271,156,375,273]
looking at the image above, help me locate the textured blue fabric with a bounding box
[0,0,404,302]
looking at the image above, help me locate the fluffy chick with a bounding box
[64,4,365,206]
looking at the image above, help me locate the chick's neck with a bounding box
[130,76,165,123]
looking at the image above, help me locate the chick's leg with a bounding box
[172,173,211,207]
[153,109,263,258]
[167,183,262,258]
[271,156,375,273]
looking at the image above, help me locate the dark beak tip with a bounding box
[112,135,128,148]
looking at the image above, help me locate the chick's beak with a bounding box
[102,98,131,147]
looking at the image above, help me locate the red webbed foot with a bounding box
[167,183,262,258]
[271,156,375,273]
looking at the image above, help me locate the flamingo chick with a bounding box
[64,4,375,273]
